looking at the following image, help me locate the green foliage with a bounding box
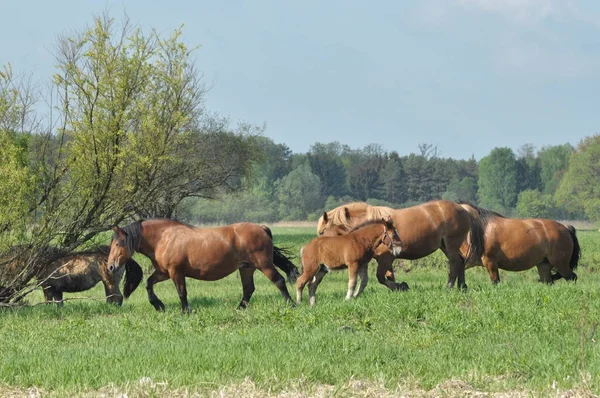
[275,164,323,220]
[538,144,573,194]
[516,189,558,219]
[442,176,478,203]
[556,135,600,222]
[478,147,518,211]
[377,153,406,204]
[307,142,348,198]
[516,144,541,192]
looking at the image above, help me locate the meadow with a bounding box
[1,227,599,397]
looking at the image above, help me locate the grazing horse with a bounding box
[39,246,143,306]
[298,217,403,306]
[317,200,485,289]
[458,203,580,284]
[107,219,300,313]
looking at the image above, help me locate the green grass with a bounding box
[1,227,599,396]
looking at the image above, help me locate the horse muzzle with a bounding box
[391,246,403,257]
[108,262,118,273]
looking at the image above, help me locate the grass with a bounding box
[0,227,599,396]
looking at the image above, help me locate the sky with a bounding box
[1,0,599,160]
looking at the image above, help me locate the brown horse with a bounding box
[458,203,580,284]
[317,200,485,289]
[297,217,403,306]
[107,219,300,313]
[39,245,143,306]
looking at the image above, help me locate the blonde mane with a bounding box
[365,205,395,221]
[317,202,396,233]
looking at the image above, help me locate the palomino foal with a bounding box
[297,217,403,306]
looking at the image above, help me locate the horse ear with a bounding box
[322,212,328,222]
[344,207,351,219]
[385,216,394,227]
[112,226,127,237]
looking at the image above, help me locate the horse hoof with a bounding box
[396,282,409,291]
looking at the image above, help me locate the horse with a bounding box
[297,217,403,306]
[39,245,143,306]
[317,200,485,290]
[107,219,300,313]
[458,203,580,284]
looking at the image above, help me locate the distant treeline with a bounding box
[184,136,600,224]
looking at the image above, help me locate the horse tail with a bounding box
[567,225,580,271]
[260,224,299,283]
[459,203,486,266]
[551,225,580,282]
[123,258,144,299]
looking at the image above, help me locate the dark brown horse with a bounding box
[317,200,485,289]
[298,217,403,306]
[40,246,143,306]
[458,203,580,284]
[107,219,299,313]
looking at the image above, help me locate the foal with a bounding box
[297,217,403,306]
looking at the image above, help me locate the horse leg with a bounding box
[353,264,369,298]
[346,263,359,300]
[260,266,294,305]
[442,239,468,289]
[481,257,500,284]
[146,270,169,311]
[238,266,256,309]
[375,251,401,291]
[296,262,319,305]
[536,262,553,284]
[54,290,64,307]
[171,271,191,314]
[307,266,328,307]
[549,260,578,282]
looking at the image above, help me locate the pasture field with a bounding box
[1,227,599,397]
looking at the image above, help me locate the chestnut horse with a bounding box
[458,203,580,284]
[298,217,403,306]
[317,200,485,289]
[40,245,143,306]
[107,219,299,313]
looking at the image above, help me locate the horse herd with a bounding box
[1,200,581,312]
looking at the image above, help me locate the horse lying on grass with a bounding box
[107,219,300,313]
[458,203,580,284]
[40,245,143,306]
[297,217,404,306]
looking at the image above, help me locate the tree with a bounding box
[516,144,541,193]
[307,142,347,198]
[478,147,518,211]
[538,143,574,194]
[0,14,263,302]
[516,189,558,219]
[378,153,406,204]
[442,176,478,203]
[556,135,600,221]
[275,164,323,220]
[345,144,386,201]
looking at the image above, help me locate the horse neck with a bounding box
[136,220,166,258]
[351,223,385,251]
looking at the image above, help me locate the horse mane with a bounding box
[457,201,505,228]
[114,220,144,256]
[324,202,369,230]
[365,205,395,221]
[347,219,386,234]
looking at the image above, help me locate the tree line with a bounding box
[186,137,598,224]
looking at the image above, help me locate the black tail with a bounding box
[567,225,580,271]
[459,203,486,266]
[123,258,143,299]
[273,246,300,284]
[551,225,580,282]
[260,224,299,283]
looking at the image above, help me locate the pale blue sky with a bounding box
[1,0,599,159]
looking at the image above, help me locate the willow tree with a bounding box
[0,14,262,303]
